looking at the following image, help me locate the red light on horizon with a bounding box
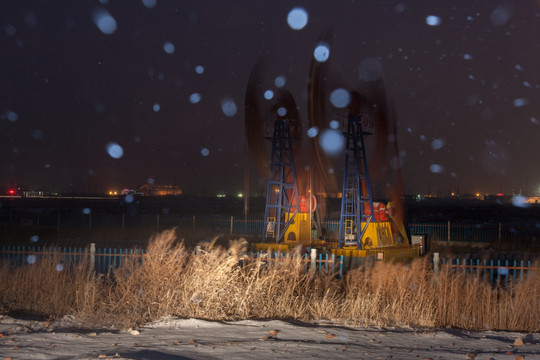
[497,193,504,197]
[8,189,15,195]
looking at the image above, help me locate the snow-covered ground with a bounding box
[1,315,538,359]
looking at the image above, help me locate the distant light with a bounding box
[319,129,344,156]
[531,117,539,125]
[106,142,124,159]
[201,147,210,156]
[153,103,160,112]
[463,54,472,60]
[329,120,339,129]
[287,7,308,30]
[513,98,529,107]
[512,195,529,208]
[395,3,405,12]
[5,24,16,36]
[307,127,319,138]
[264,90,274,100]
[124,194,134,203]
[358,58,383,81]
[497,193,504,197]
[274,75,286,88]
[32,129,44,140]
[490,3,512,26]
[27,255,37,264]
[237,193,243,198]
[92,8,117,35]
[313,43,330,62]
[277,107,287,116]
[56,264,64,272]
[8,189,15,195]
[163,41,175,54]
[329,88,350,108]
[221,98,237,117]
[30,235,39,243]
[5,110,18,122]
[431,138,445,150]
[217,193,226,198]
[515,64,524,71]
[82,208,91,215]
[426,15,442,26]
[195,65,204,74]
[429,164,444,173]
[142,0,157,9]
[189,93,202,104]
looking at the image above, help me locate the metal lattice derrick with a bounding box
[262,118,300,243]
[338,113,376,249]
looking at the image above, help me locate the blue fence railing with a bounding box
[440,258,538,286]
[0,245,342,277]
[2,245,538,285]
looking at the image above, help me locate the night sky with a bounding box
[1,0,539,197]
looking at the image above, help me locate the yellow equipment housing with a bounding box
[283,212,311,244]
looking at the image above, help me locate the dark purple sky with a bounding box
[1,0,539,196]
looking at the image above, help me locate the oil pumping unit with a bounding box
[244,44,421,263]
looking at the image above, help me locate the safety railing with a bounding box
[0,245,342,278]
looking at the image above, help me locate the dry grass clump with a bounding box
[342,259,438,327]
[434,267,540,331]
[0,252,95,319]
[0,230,538,332]
[92,230,339,327]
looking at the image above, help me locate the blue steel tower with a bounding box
[338,113,376,249]
[262,118,300,243]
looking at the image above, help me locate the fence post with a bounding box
[310,248,317,273]
[230,216,233,234]
[433,252,440,282]
[447,221,451,242]
[89,243,95,273]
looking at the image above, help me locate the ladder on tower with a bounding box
[338,113,376,249]
[262,118,300,243]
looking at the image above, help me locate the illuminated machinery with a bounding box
[245,61,321,251]
[331,106,421,265]
[261,116,300,248]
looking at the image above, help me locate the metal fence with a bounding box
[2,208,539,244]
[0,245,343,278]
[433,253,539,286]
[204,217,539,244]
[2,245,538,286]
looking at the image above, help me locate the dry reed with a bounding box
[0,230,538,332]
